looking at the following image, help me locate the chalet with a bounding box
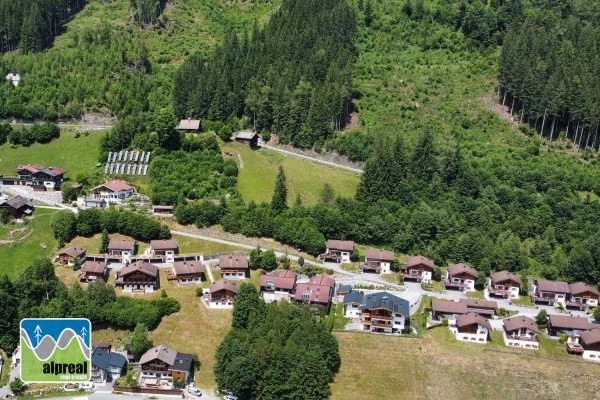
[150,239,179,263]
[91,348,127,383]
[209,279,237,306]
[336,284,353,302]
[531,279,569,306]
[218,255,249,279]
[431,299,467,325]
[548,314,591,339]
[460,298,498,318]
[175,119,201,133]
[5,71,20,86]
[115,261,158,292]
[502,315,540,350]
[107,239,136,263]
[580,328,600,362]
[152,205,174,215]
[294,275,336,313]
[320,239,354,263]
[17,164,65,190]
[171,260,204,285]
[0,195,34,218]
[343,290,365,319]
[80,260,108,283]
[139,344,193,388]
[488,270,522,299]
[444,263,479,291]
[259,270,297,302]
[567,282,600,310]
[359,249,395,274]
[234,131,259,147]
[401,255,435,284]
[357,292,410,335]
[453,312,491,343]
[87,180,135,207]
[54,246,87,266]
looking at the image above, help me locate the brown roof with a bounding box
[447,263,479,278]
[175,119,201,130]
[569,282,600,297]
[107,239,136,251]
[119,261,158,278]
[7,195,32,209]
[490,270,522,285]
[503,315,540,334]
[172,260,204,275]
[405,255,435,270]
[536,279,570,294]
[150,239,178,251]
[548,314,592,331]
[81,261,107,274]
[139,344,177,367]
[210,279,237,294]
[365,249,395,262]
[218,255,249,270]
[460,298,498,310]
[93,180,133,192]
[294,283,332,303]
[91,341,110,349]
[259,270,297,290]
[326,239,354,252]
[308,274,336,288]
[456,312,492,331]
[42,166,65,176]
[431,299,467,314]
[580,328,600,346]
[18,164,65,177]
[56,246,87,258]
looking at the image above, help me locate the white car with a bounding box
[223,395,238,400]
[79,382,95,391]
[186,385,202,397]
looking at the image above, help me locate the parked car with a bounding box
[80,382,95,391]
[223,395,238,400]
[186,385,202,397]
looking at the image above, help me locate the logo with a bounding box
[20,318,91,383]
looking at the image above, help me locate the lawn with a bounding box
[511,295,535,307]
[466,290,486,300]
[332,302,350,330]
[172,233,246,254]
[221,141,360,206]
[0,130,105,178]
[0,208,58,279]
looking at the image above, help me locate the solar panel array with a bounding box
[105,151,151,176]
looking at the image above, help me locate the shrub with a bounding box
[441,318,448,327]
[559,333,568,344]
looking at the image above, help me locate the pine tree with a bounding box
[100,229,110,253]
[364,0,374,27]
[411,129,437,182]
[271,166,288,215]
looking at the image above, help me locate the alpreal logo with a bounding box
[20,318,91,383]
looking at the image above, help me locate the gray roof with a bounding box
[7,195,32,209]
[235,131,258,140]
[91,348,111,371]
[108,352,127,369]
[170,352,193,372]
[343,290,364,304]
[336,285,352,295]
[359,291,410,316]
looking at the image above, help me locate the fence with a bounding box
[112,385,183,395]
[204,251,249,261]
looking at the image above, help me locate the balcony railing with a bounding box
[444,280,465,288]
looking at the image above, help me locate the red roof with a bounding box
[172,261,204,275]
[17,164,65,176]
[405,255,435,270]
[210,279,237,294]
[490,270,522,285]
[580,328,600,346]
[219,255,249,270]
[259,270,297,290]
[308,274,336,288]
[447,263,479,278]
[365,249,395,262]
[94,180,133,192]
[326,240,354,252]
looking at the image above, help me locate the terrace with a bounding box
[444,279,466,289]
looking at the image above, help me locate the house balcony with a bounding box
[444,280,466,289]
[507,334,538,342]
[488,286,511,297]
[369,314,393,321]
[565,300,591,310]
[320,253,341,263]
[402,272,423,281]
[531,294,558,304]
[359,263,381,273]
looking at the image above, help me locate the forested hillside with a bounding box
[174,0,356,148]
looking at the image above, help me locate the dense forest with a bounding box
[173,0,356,148]
[214,283,340,400]
[499,1,600,148]
[0,258,180,354]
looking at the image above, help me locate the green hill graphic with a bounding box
[21,334,90,382]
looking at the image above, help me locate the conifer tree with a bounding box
[271,166,288,215]
[411,129,437,182]
[100,229,110,254]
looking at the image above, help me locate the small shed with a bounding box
[234,131,259,147]
[175,119,201,133]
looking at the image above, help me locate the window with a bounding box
[479,338,484,341]
[301,293,310,301]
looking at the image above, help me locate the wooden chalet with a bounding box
[444,263,478,291]
[294,275,336,313]
[580,328,600,362]
[431,299,467,323]
[87,180,134,207]
[174,119,201,133]
[487,270,522,299]
[55,246,87,266]
[259,270,297,294]
[359,249,395,274]
[454,312,491,343]
[567,282,600,310]
[548,314,591,354]
[171,260,204,285]
[234,131,259,147]
[17,164,65,190]
[80,260,108,283]
[150,239,179,263]
[358,292,410,335]
[401,255,435,283]
[460,298,497,318]
[218,254,249,279]
[502,316,540,350]
[139,344,193,387]
[209,279,238,305]
[531,279,569,306]
[107,239,136,262]
[320,239,354,263]
[115,261,158,293]
[0,195,34,218]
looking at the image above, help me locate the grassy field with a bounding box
[0,208,58,279]
[330,328,600,400]
[0,130,105,178]
[221,141,360,206]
